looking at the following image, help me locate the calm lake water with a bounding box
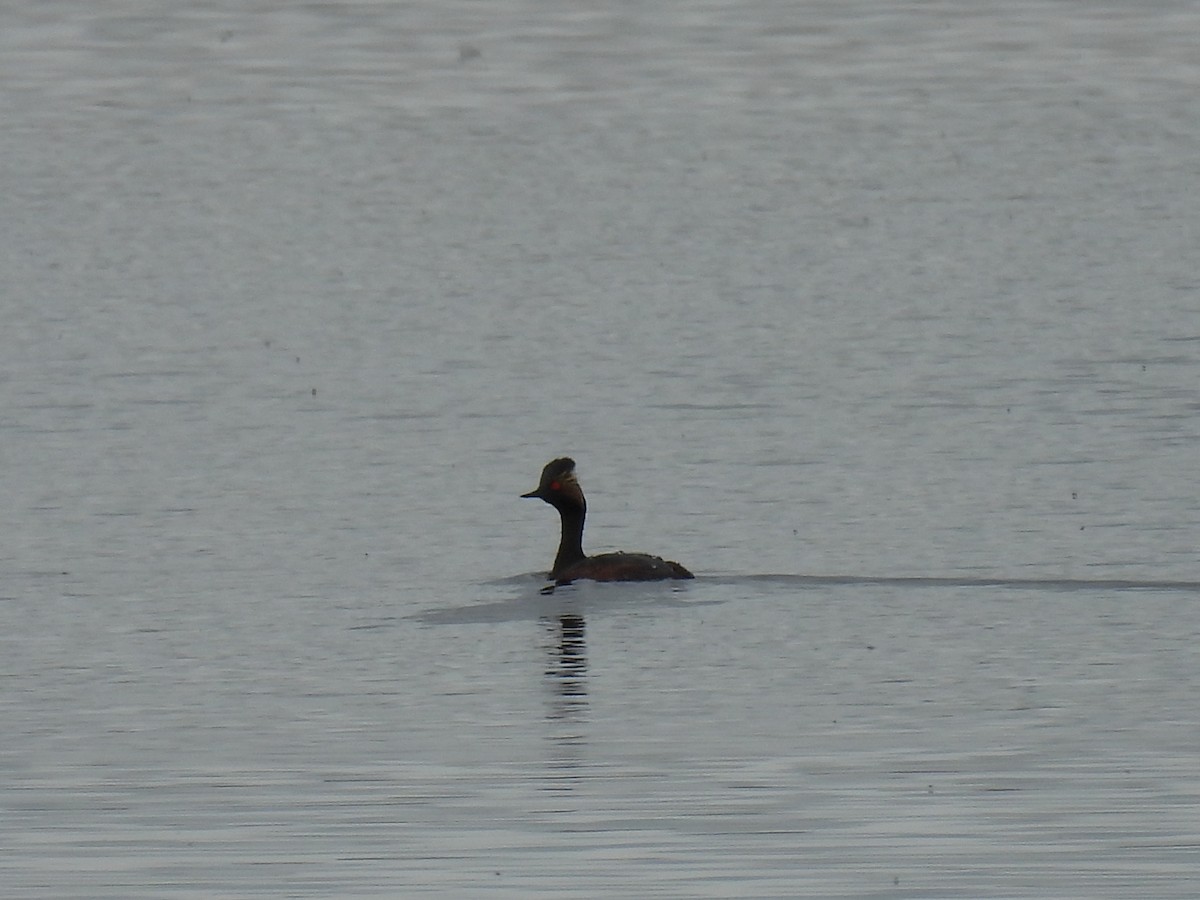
[3,2,1199,897]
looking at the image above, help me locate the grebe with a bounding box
[521,457,694,585]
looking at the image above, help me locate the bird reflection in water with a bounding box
[544,613,588,717]
[542,613,588,783]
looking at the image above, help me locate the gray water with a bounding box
[3,2,1200,897]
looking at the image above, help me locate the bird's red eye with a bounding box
[549,481,561,491]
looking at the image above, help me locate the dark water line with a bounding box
[489,572,1200,594]
[723,574,1200,594]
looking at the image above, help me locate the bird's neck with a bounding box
[552,503,586,578]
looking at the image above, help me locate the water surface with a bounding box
[3,1,1199,896]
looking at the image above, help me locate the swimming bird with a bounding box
[522,457,694,585]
